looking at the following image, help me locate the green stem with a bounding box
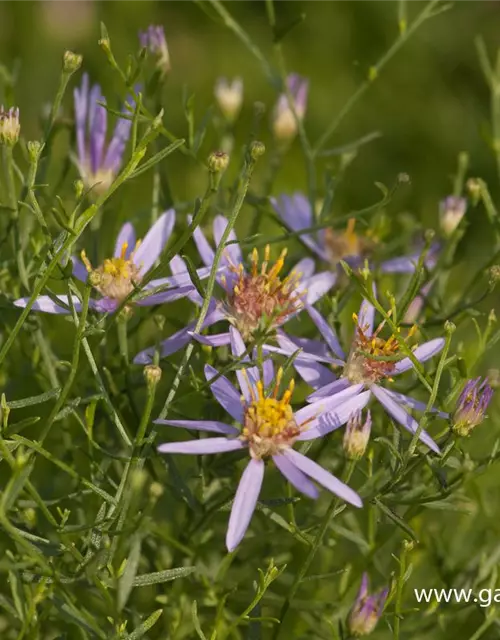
[38,283,91,444]
[273,460,356,638]
[157,146,262,420]
[313,0,442,155]
[3,146,17,214]
[0,123,156,367]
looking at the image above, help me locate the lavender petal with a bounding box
[114,222,136,258]
[158,437,245,455]
[301,272,337,306]
[190,215,215,267]
[89,101,107,176]
[103,105,133,173]
[14,295,82,315]
[284,450,362,507]
[71,256,88,282]
[393,338,445,375]
[213,214,242,267]
[226,458,265,552]
[297,390,372,440]
[295,383,365,425]
[154,419,239,435]
[189,332,231,347]
[205,364,245,423]
[273,454,319,499]
[384,388,448,418]
[292,257,315,280]
[307,378,352,402]
[133,209,176,275]
[306,304,346,359]
[370,384,441,453]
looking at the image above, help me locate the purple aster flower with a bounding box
[453,377,493,436]
[273,73,308,142]
[156,326,368,551]
[439,195,467,237]
[139,25,170,75]
[133,214,336,364]
[263,295,448,454]
[348,573,388,637]
[272,193,440,275]
[14,210,209,315]
[74,73,133,194]
[343,410,371,460]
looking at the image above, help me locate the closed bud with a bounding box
[453,377,493,437]
[0,106,20,147]
[208,151,229,173]
[343,410,371,460]
[63,50,83,74]
[27,140,43,162]
[144,364,162,387]
[74,179,84,199]
[215,77,243,122]
[439,196,466,237]
[489,265,500,286]
[249,141,265,160]
[466,177,482,202]
[348,573,388,637]
[272,73,308,143]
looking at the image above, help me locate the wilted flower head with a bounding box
[139,25,170,75]
[214,77,243,122]
[273,73,308,142]
[439,195,466,236]
[73,74,133,194]
[0,107,20,147]
[453,377,493,436]
[348,573,388,637]
[344,410,372,460]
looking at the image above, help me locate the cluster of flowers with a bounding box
[2,25,494,637]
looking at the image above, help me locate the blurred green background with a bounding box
[2,2,500,638]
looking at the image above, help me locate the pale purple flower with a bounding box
[133,214,336,364]
[273,73,308,142]
[272,193,441,275]
[439,195,467,237]
[156,326,367,551]
[139,25,170,74]
[263,295,448,453]
[14,210,210,315]
[348,573,388,637]
[74,73,133,193]
[453,377,493,436]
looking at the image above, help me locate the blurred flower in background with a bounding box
[272,73,308,143]
[40,0,95,42]
[214,77,243,123]
[139,24,170,76]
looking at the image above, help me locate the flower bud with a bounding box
[249,141,265,160]
[144,364,162,387]
[139,25,170,75]
[215,77,243,122]
[272,73,308,143]
[348,573,388,637]
[208,151,229,173]
[439,196,466,237]
[63,50,83,74]
[489,265,500,286]
[0,106,20,147]
[343,410,371,460]
[453,377,493,437]
[466,177,481,202]
[27,140,43,162]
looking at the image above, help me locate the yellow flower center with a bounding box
[324,218,374,266]
[224,244,303,340]
[81,241,142,301]
[242,370,303,459]
[344,313,417,384]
